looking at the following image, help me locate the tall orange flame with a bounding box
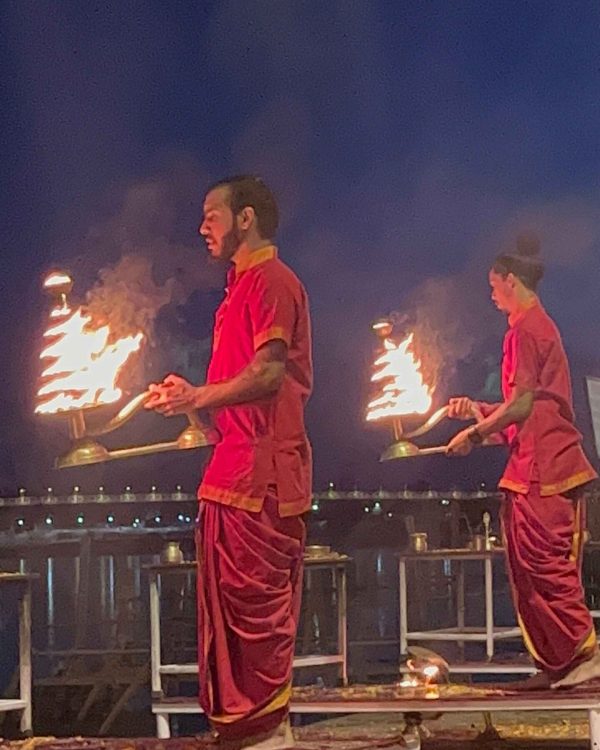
[366,332,433,422]
[36,302,143,414]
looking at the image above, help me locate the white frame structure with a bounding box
[148,555,349,738]
[399,549,525,674]
[0,573,34,735]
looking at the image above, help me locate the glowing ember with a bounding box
[398,677,419,688]
[423,665,440,680]
[36,303,143,414]
[366,332,433,421]
[43,272,72,289]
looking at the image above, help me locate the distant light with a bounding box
[176,484,182,492]
[184,515,191,523]
[154,515,161,524]
[364,506,370,513]
[107,514,115,524]
[133,517,141,527]
[151,485,157,492]
[45,516,53,526]
[46,487,53,494]
[311,503,319,512]
[441,499,450,506]
[387,512,393,518]
[76,514,84,525]
[125,485,132,492]
[16,518,25,527]
[73,486,80,493]
[98,486,105,493]
[328,481,335,490]
[177,513,185,522]
[18,488,26,496]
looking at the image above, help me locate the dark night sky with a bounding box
[2,1,600,495]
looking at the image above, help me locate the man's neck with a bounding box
[232,239,272,265]
[508,290,539,326]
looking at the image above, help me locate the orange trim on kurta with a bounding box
[199,484,264,512]
[209,682,291,725]
[254,325,291,350]
[278,498,312,517]
[575,628,597,658]
[539,470,597,497]
[570,499,582,564]
[498,478,528,494]
[252,682,292,719]
[233,245,277,276]
[508,296,540,328]
[499,469,596,497]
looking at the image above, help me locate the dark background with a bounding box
[2,1,600,496]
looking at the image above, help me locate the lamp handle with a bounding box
[87,390,151,436]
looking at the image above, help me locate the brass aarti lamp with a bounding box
[36,271,218,469]
[367,319,484,461]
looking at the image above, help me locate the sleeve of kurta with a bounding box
[247,271,296,351]
[507,329,539,391]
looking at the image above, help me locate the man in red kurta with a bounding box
[447,235,598,689]
[146,175,312,748]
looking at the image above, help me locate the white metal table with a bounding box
[399,548,523,673]
[148,553,350,738]
[0,572,34,736]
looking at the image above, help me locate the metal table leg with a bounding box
[19,580,32,736]
[456,560,465,656]
[149,571,162,698]
[336,565,348,686]
[156,712,171,739]
[484,556,494,661]
[399,558,408,657]
[589,707,600,749]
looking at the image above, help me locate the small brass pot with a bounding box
[410,532,428,553]
[161,541,184,565]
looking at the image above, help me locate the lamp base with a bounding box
[380,440,446,461]
[56,425,219,468]
[56,439,111,469]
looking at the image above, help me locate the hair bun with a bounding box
[516,231,541,258]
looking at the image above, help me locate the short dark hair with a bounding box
[491,232,544,291]
[209,175,279,239]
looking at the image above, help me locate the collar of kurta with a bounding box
[232,244,278,278]
[508,296,540,328]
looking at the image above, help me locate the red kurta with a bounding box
[197,245,312,739]
[483,300,598,677]
[499,300,596,495]
[200,244,313,517]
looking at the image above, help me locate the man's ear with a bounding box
[238,206,255,230]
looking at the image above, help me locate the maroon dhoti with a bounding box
[196,493,305,740]
[502,484,596,679]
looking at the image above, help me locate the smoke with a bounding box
[383,193,600,404]
[389,269,494,401]
[64,159,223,388]
[84,254,175,341]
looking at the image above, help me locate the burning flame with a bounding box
[36,303,143,414]
[43,272,72,289]
[366,332,432,421]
